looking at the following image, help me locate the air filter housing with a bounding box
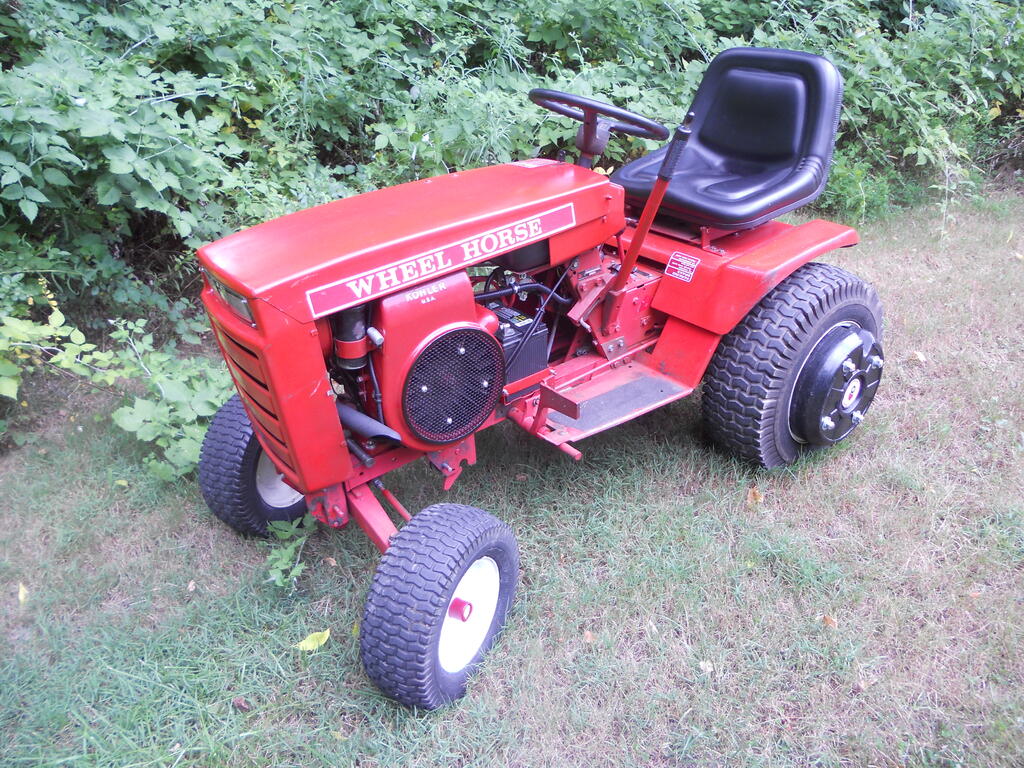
[402,328,505,444]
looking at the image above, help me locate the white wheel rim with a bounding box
[437,556,501,675]
[255,451,303,508]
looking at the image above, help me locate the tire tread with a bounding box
[198,395,274,536]
[701,262,881,468]
[360,503,517,709]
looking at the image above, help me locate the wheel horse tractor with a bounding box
[196,47,884,709]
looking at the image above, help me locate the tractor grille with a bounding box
[210,320,295,472]
[402,328,505,444]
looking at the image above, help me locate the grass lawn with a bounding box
[2,196,1023,767]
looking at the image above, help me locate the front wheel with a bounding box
[360,503,519,709]
[701,262,884,468]
[198,395,306,536]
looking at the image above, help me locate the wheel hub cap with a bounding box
[437,556,501,674]
[840,378,862,410]
[790,326,883,445]
[255,451,304,508]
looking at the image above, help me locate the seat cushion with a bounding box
[612,146,824,228]
[610,47,841,230]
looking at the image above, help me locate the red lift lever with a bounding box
[609,112,694,293]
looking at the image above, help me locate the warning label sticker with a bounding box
[665,252,700,283]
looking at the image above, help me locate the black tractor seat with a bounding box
[611,47,843,231]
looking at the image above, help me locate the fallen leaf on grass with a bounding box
[114,479,129,488]
[821,614,838,628]
[908,351,927,364]
[351,622,359,638]
[746,487,764,506]
[322,557,337,567]
[582,630,595,644]
[294,628,330,651]
[18,582,28,606]
[231,697,252,712]
[515,473,529,482]
[187,580,196,593]
[698,660,715,674]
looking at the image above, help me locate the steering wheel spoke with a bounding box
[529,88,668,167]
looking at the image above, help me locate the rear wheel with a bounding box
[198,395,306,536]
[360,503,519,709]
[701,262,884,468]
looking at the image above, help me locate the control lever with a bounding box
[608,112,694,293]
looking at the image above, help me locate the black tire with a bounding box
[198,394,306,536]
[360,503,519,709]
[701,262,883,468]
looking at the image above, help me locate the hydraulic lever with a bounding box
[608,111,694,293]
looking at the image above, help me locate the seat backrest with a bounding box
[688,47,842,171]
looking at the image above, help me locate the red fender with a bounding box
[624,218,859,335]
[631,218,858,385]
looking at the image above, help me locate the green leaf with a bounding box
[146,459,180,482]
[0,376,18,399]
[109,159,134,175]
[0,359,19,376]
[78,110,112,138]
[0,150,15,166]
[22,186,48,204]
[164,436,201,468]
[96,180,121,205]
[160,378,192,404]
[103,145,137,175]
[18,199,38,222]
[42,167,72,186]
[0,168,20,186]
[112,405,145,432]
[1,183,23,200]
[69,329,86,345]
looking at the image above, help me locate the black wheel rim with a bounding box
[789,324,884,445]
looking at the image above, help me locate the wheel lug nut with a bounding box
[842,359,856,376]
[868,355,884,370]
[820,416,835,431]
[851,411,864,425]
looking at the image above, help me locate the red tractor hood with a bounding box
[198,160,624,322]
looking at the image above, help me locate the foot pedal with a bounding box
[527,361,692,447]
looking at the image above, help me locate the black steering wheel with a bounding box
[529,88,668,167]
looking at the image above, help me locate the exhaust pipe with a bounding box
[336,403,401,442]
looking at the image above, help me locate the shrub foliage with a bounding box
[0,0,1021,467]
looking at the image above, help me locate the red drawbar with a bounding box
[347,484,399,553]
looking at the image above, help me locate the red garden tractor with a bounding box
[196,47,883,709]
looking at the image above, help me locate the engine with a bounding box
[348,271,506,450]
